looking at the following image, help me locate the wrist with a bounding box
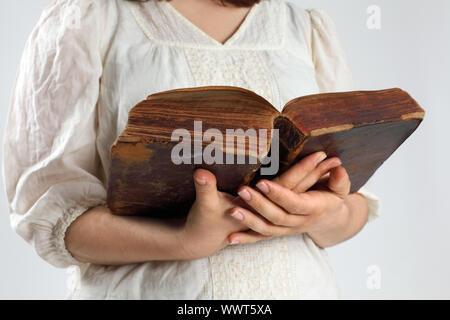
[336,198,353,229]
[140,218,194,261]
[175,222,201,260]
[306,200,352,248]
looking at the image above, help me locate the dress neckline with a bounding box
[163,1,259,47]
[127,0,287,51]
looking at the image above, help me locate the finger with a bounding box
[328,166,351,198]
[292,157,342,193]
[220,192,252,212]
[311,172,331,188]
[273,151,327,189]
[255,180,319,215]
[229,206,291,237]
[228,230,272,245]
[237,186,306,226]
[193,169,219,207]
[230,195,252,209]
[317,172,331,184]
[310,179,330,191]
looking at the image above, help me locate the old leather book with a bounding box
[106,86,424,217]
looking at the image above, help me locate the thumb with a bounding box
[328,166,351,198]
[193,169,219,206]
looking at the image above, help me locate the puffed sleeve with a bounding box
[3,0,107,268]
[307,9,381,221]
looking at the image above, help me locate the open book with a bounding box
[106,86,424,217]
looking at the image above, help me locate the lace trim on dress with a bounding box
[209,237,297,299]
[183,35,296,298]
[184,48,275,105]
[126,0,287,50]
[51,202,105,267]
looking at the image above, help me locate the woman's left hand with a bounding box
[228,151,366,247]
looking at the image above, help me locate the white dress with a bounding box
[3,0,380,299]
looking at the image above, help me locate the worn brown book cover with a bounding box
[106,86,424,217]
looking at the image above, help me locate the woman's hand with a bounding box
[178,169,248,260]
[227,152,369,248]
[66,168,246,265]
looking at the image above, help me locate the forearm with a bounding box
[65,205,189,265]
[307,193,369,248]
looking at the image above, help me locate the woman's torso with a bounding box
[68,0,339,299]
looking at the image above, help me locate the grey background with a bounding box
[0,0,449,299]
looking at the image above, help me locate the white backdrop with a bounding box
[0,0,449,299]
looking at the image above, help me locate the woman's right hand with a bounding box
[65,168,249,265]
[178,169,248,259]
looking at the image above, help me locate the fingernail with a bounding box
[230,239,240,245]
[315,152,327,166]
[195,177,206,185]
[231,210,244,221]
[256,181,270,194]
[238,189,251,201]
[326,158,342,170]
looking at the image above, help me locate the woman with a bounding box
[3,0,380,299]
